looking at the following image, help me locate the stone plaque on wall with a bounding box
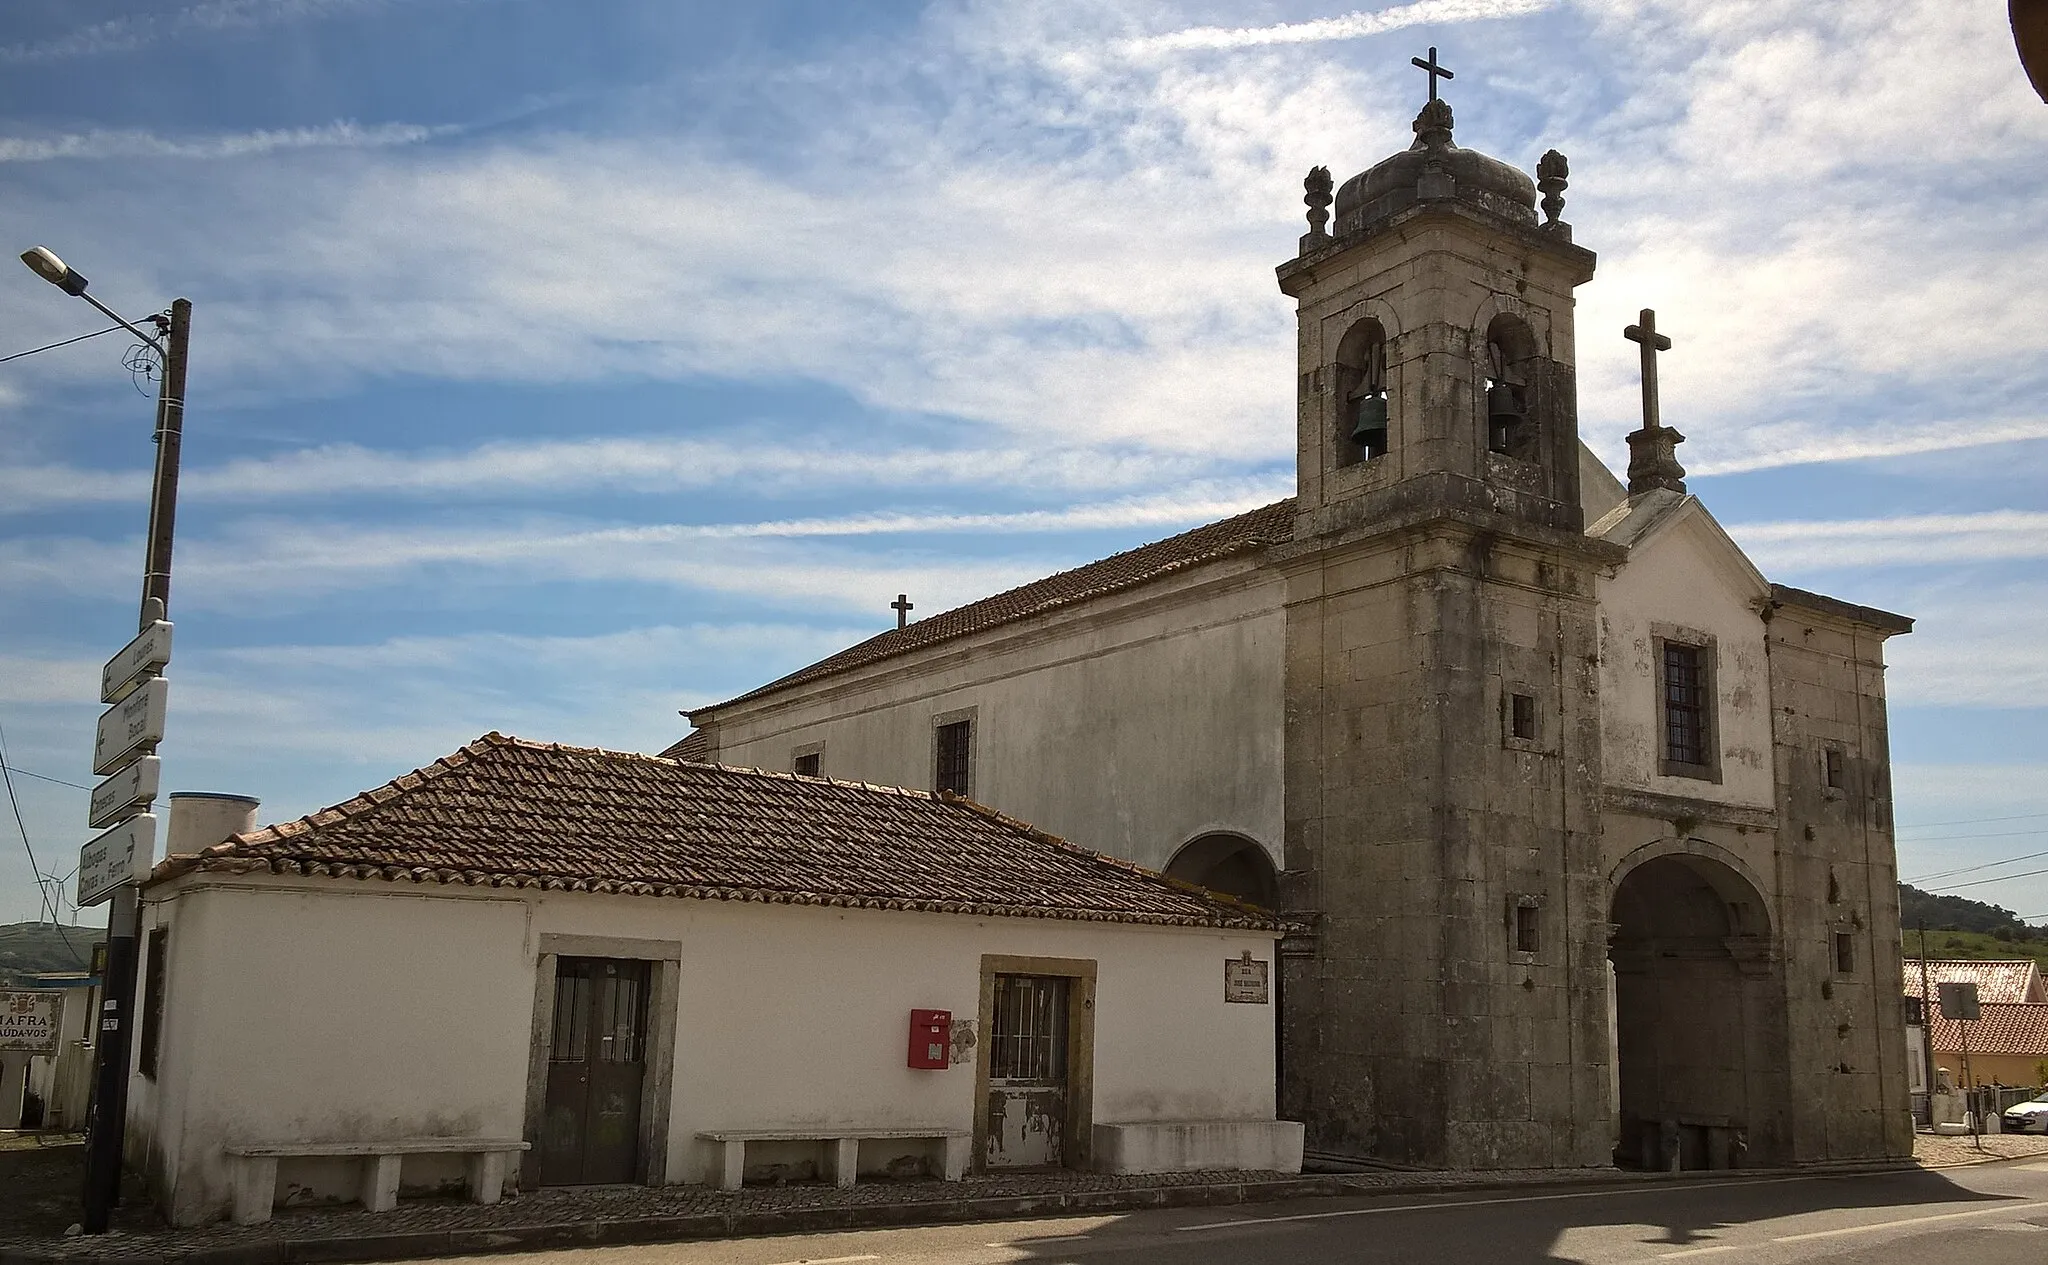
[1224,951,1270,1004]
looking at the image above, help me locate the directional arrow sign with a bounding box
[93,677,168,777]
[77,813,156,908]
[102,620,173,704]
[89,755,160,831]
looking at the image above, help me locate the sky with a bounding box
[2,0,2046,930]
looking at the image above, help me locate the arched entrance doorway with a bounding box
[1609,848,1784,1170]
[1164,833,1278,909]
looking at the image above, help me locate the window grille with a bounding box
[935,720,972,796]
[1663,642,1709,767]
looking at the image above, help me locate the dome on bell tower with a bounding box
[1331,99,1539,235]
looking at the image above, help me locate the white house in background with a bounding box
[128,733,1299,1228]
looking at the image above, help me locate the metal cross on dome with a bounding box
[1412,46,1454,102]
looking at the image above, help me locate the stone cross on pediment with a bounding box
[1623,308,1687,496]
[1623,308,1672,431]
[891,593,914,630]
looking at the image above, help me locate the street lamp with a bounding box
[19,246,191,1235]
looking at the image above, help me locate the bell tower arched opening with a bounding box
[1165,833,1279,909]
[1484,314,1540,461]
[1334,318,1390,463]
[1609,851,1784,1170]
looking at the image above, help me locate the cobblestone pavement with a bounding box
[1913,1129,2048,1167]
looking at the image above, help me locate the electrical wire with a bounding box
[1897,810,2048,831]
[0,762,91,792]
[1922,866,2048,895]
[0,323,127,365]
[1906,848,2048,885]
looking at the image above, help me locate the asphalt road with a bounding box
[428,1159,2048,1265]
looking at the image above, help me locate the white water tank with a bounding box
[165,792,260,856]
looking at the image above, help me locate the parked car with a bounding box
[2002,1092,2048,1135]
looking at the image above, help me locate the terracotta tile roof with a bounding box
[1904,959,2048,1005]
[661,729,711,761]
[691,499,1296,716]
[1929,1002,2048,1058]
[150,733,1282,931]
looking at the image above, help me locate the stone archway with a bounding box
[1609,848,1785,1170]
[1164,833,1279,909]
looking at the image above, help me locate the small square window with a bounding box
[1824,747,1845,790]
[1510,693,1537,741]
[1834,932,1855,975]
[792,752,820,778]
[1515,904,1540,955]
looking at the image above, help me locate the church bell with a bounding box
[1350,391,1389,458]
[1487,380,1524,452]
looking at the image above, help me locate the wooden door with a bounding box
[984,974,1069,1169]
[539,957,650,1185]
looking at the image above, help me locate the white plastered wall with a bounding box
[139,875,1281,1224]
[705,563,1286,875]
[1596,508,1775,812]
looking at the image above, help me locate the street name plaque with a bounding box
[101,620,172,704]
[88,755,160,831]
[77,814,156,908]
[0,991,63,1055]
[92,677,168,777]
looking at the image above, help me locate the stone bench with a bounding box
[223,1138,530,1225]
[697,1128,971,1190]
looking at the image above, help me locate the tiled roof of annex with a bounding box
[683,498,1297,720]
[149,733,1281,931]
[1904,959,2048,1005]
[1929,1003,2048,1058]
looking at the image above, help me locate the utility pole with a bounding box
[1917,923,1936,1125]
[79,298,190,1233]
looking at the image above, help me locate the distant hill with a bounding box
[0,921,99,987]
[1898,883,2042,939]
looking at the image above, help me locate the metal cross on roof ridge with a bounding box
[891,593,914,630]
[1412,46,1454,102]
[1624,308,1673,432]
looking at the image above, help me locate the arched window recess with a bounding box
[1336,319,1389,464]
[1485,315,1539,462]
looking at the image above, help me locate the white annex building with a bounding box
[130,735,1299,1227]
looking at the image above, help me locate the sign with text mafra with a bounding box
[0,990,62,1055]
[1224,951,1270,1004]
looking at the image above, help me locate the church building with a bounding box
[672,82,1918,1172]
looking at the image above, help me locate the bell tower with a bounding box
[1273,79,1624,1170]
[1280,98,1594,544]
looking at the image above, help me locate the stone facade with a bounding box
[681,101,1917,1173]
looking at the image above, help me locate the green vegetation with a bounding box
[1898,883,2048,968]
[0,921,98,987]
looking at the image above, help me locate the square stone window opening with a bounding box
[791,741,823,778]
[1511,693,1537,741]
[1833,931,1855,975]
[1822,746,1846,796]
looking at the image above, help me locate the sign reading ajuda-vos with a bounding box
[93,677,168,778]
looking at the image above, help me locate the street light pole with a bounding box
[18,246,190,1234]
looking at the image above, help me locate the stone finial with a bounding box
[1537,149,1569,233]
[1626,425,1687,496]
[1303,166,1333,244]
[1413,98,1454,148]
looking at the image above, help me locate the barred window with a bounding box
[1663,642,1709,769]
[793,752,820,777]
[935,720,972,796]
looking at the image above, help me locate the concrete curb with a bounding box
[0,1162,1927,1265]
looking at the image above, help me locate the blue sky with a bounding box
[2,0,2046,929]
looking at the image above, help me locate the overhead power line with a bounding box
[0,761,91,792]
[1923,866,2048,895]
[0,322,126,365]
[1897,810,2048,831]
[1905,847,2048,886]
[0,716,79,958]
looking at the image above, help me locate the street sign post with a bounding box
[92,677,168,777]
[101,620,172,704]
[77,815,156,908]
[88,755,160,831]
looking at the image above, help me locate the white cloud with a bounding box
[0,436,1257,514]
[0,0,438,64]
[1727,511,2048,574]
[1119,0,1554,54]
[0,123,449,163]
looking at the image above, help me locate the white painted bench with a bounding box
[697,1128,971,1190]
[222,1138,530,1225]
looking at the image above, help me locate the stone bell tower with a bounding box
[1272,83,1624,1169]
